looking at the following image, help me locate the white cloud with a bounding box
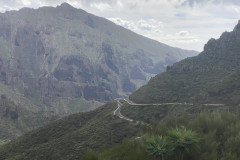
[117,1,123,7]
[232,6,239,13]
[21,0,31,6]
[90,2,112,11]
[66,0,83,8]
[107,18,164,36]
[108,17,200,49]
[177,31,190,37]
[137,20,154,30]
[108,18,136,30]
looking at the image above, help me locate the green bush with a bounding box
[87,111,240,160]
[146,135,168,160]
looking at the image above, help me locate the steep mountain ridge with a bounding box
[130,20,240,105]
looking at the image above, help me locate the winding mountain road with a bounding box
[123,98,225,107]
[113,98,225,124]
[114,99,134,122]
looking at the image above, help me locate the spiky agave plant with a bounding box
[146,135,168,160]
[167,127,199,160]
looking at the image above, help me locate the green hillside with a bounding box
[82,111,240,160]
[130,21,240,105]
[120,103,236,123]
[0,102,139,160]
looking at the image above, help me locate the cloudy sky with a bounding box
[0,0,240,51]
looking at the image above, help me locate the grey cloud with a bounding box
[181,0,240,6]
[81,0,115,4]
[0,0,20,7]
[129,2,138,9]
[42,0,120,10]
[0,0,117,8]
[71,0,118,7]
[0,0,121,13]
[37,0,115,5]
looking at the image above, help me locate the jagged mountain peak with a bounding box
[203,38,217,51]
[233,20,240,31]
[60,2,73,8]
[57,2,77,10]
[203,20,240,54]
[56,2,87,14]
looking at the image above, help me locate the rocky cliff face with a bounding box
[0,3,197,114]
[168,20,240,74]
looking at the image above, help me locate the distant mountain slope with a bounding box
[0,102,139,160]
[0,3,197,114]
[0,94,56,144]
[130,20,240,105]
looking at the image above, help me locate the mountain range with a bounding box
[0,3,197,141]
[0,2,196,106]
[1,13,240,160]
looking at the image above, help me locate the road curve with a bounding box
[113,99,151,128]
[113,97,226,127]
[114,99,134,122]
[124,98,225,107]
